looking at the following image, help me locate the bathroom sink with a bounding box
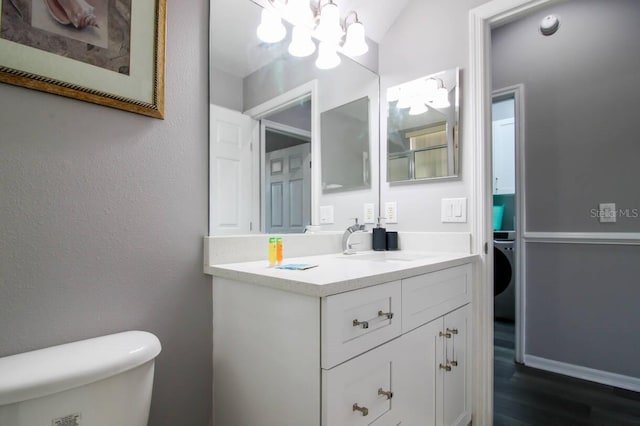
[340,251,437,262]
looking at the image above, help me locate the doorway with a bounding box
[491,86,524,365]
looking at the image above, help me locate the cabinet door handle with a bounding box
[450,360,458,367]
[378,387,393,400]
[378,310,394,320]
[353,319,369,329]
[353,403,369,416]
[439,331,452,338]
[446,328,459,335]
[439,363,452,371]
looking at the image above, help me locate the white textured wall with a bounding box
[379,0,488,232]
[0,1,212,425]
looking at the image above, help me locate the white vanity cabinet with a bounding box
[398,304,471,426]
[211,261,472,426]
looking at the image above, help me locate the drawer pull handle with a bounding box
[353,319,369,329]
[353,403,369,416]
[378,387,393,400]
[446,328,459,335]
[439,331,452,338]
[378,310,394,320]
[439,363,452,371]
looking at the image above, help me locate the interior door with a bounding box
[209,105,258,234]
[265,142,311,234]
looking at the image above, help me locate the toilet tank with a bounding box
[0,331,161,426]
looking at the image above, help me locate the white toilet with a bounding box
[0,330,161,426]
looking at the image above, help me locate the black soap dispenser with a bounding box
[372,217,386,251]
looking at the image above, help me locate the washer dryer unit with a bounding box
[494,231,515,321]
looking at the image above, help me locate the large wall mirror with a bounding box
[386,67,460,182]
[209,0,380,235]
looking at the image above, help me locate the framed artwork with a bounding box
[0,0,166,118]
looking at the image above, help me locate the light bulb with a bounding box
[315,41,341,69]
[409,101,428,115]
[287,0,313,26]
[289,26,316,57]
[257,8,286,43]
[396,89,413,109]
[429,87,451,108]
[315,2,343,43]
[342,21,368,57]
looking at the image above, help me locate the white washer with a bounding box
[494,236,515,321]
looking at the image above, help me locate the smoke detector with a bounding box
[540,14,560,36]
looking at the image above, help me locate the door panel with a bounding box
[210,105,257,234]
[265,142,311,233]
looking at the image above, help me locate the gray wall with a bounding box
[0,0,212,424]
[211,66,243,111]
[378,0,488,232]
[493,0,640,377]
[493,0,640,232]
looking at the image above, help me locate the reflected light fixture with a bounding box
[256,0,368,70]
[289,25,316,57]
[315,0,343,43]
[409,101,428,115]
[315,41,341,69]
[342,12,368,57]
[257,8,286,43]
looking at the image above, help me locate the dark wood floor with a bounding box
[494,320,640,425]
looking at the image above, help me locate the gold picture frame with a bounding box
[0,0,166,119]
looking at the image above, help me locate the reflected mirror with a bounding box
[386,67,460,182]
[321,96,370,193]
[209,0,379,235]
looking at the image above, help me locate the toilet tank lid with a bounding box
[0,330,161,406]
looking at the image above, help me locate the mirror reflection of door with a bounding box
[262,121,311,233]
[209,104,258,235]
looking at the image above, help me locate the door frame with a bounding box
[245,80,320,228]
[492,85,526,364]
[469,1,563,424]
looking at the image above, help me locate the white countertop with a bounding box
[208,251,478,297]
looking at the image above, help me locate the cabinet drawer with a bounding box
[322,339,402,426]
[322,281,401,369]
[402,264,471,332]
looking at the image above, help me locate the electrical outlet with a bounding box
[599,203,616,223]
[385,202,398,223]
[319,205,334,224]
[363,203,375,224]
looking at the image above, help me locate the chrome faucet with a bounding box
[343,218,366,255]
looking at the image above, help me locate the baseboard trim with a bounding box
[524,355,640,392]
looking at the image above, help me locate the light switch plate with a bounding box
[319,205,334,224]
[599,203,616,223]
[363,203,375,224]
[442,198,467,223]
[385,202,398,223]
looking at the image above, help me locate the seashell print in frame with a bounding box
[0,0,166,119]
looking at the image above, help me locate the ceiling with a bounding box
[210,0,411,77]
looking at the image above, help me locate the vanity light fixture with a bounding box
[257,8,287,43]
[315,41,341,69]
[315,0,343,43]
[256,0,369,70]
[289,25,316,57]
[342,12,368,57]
[409,101,429,116]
